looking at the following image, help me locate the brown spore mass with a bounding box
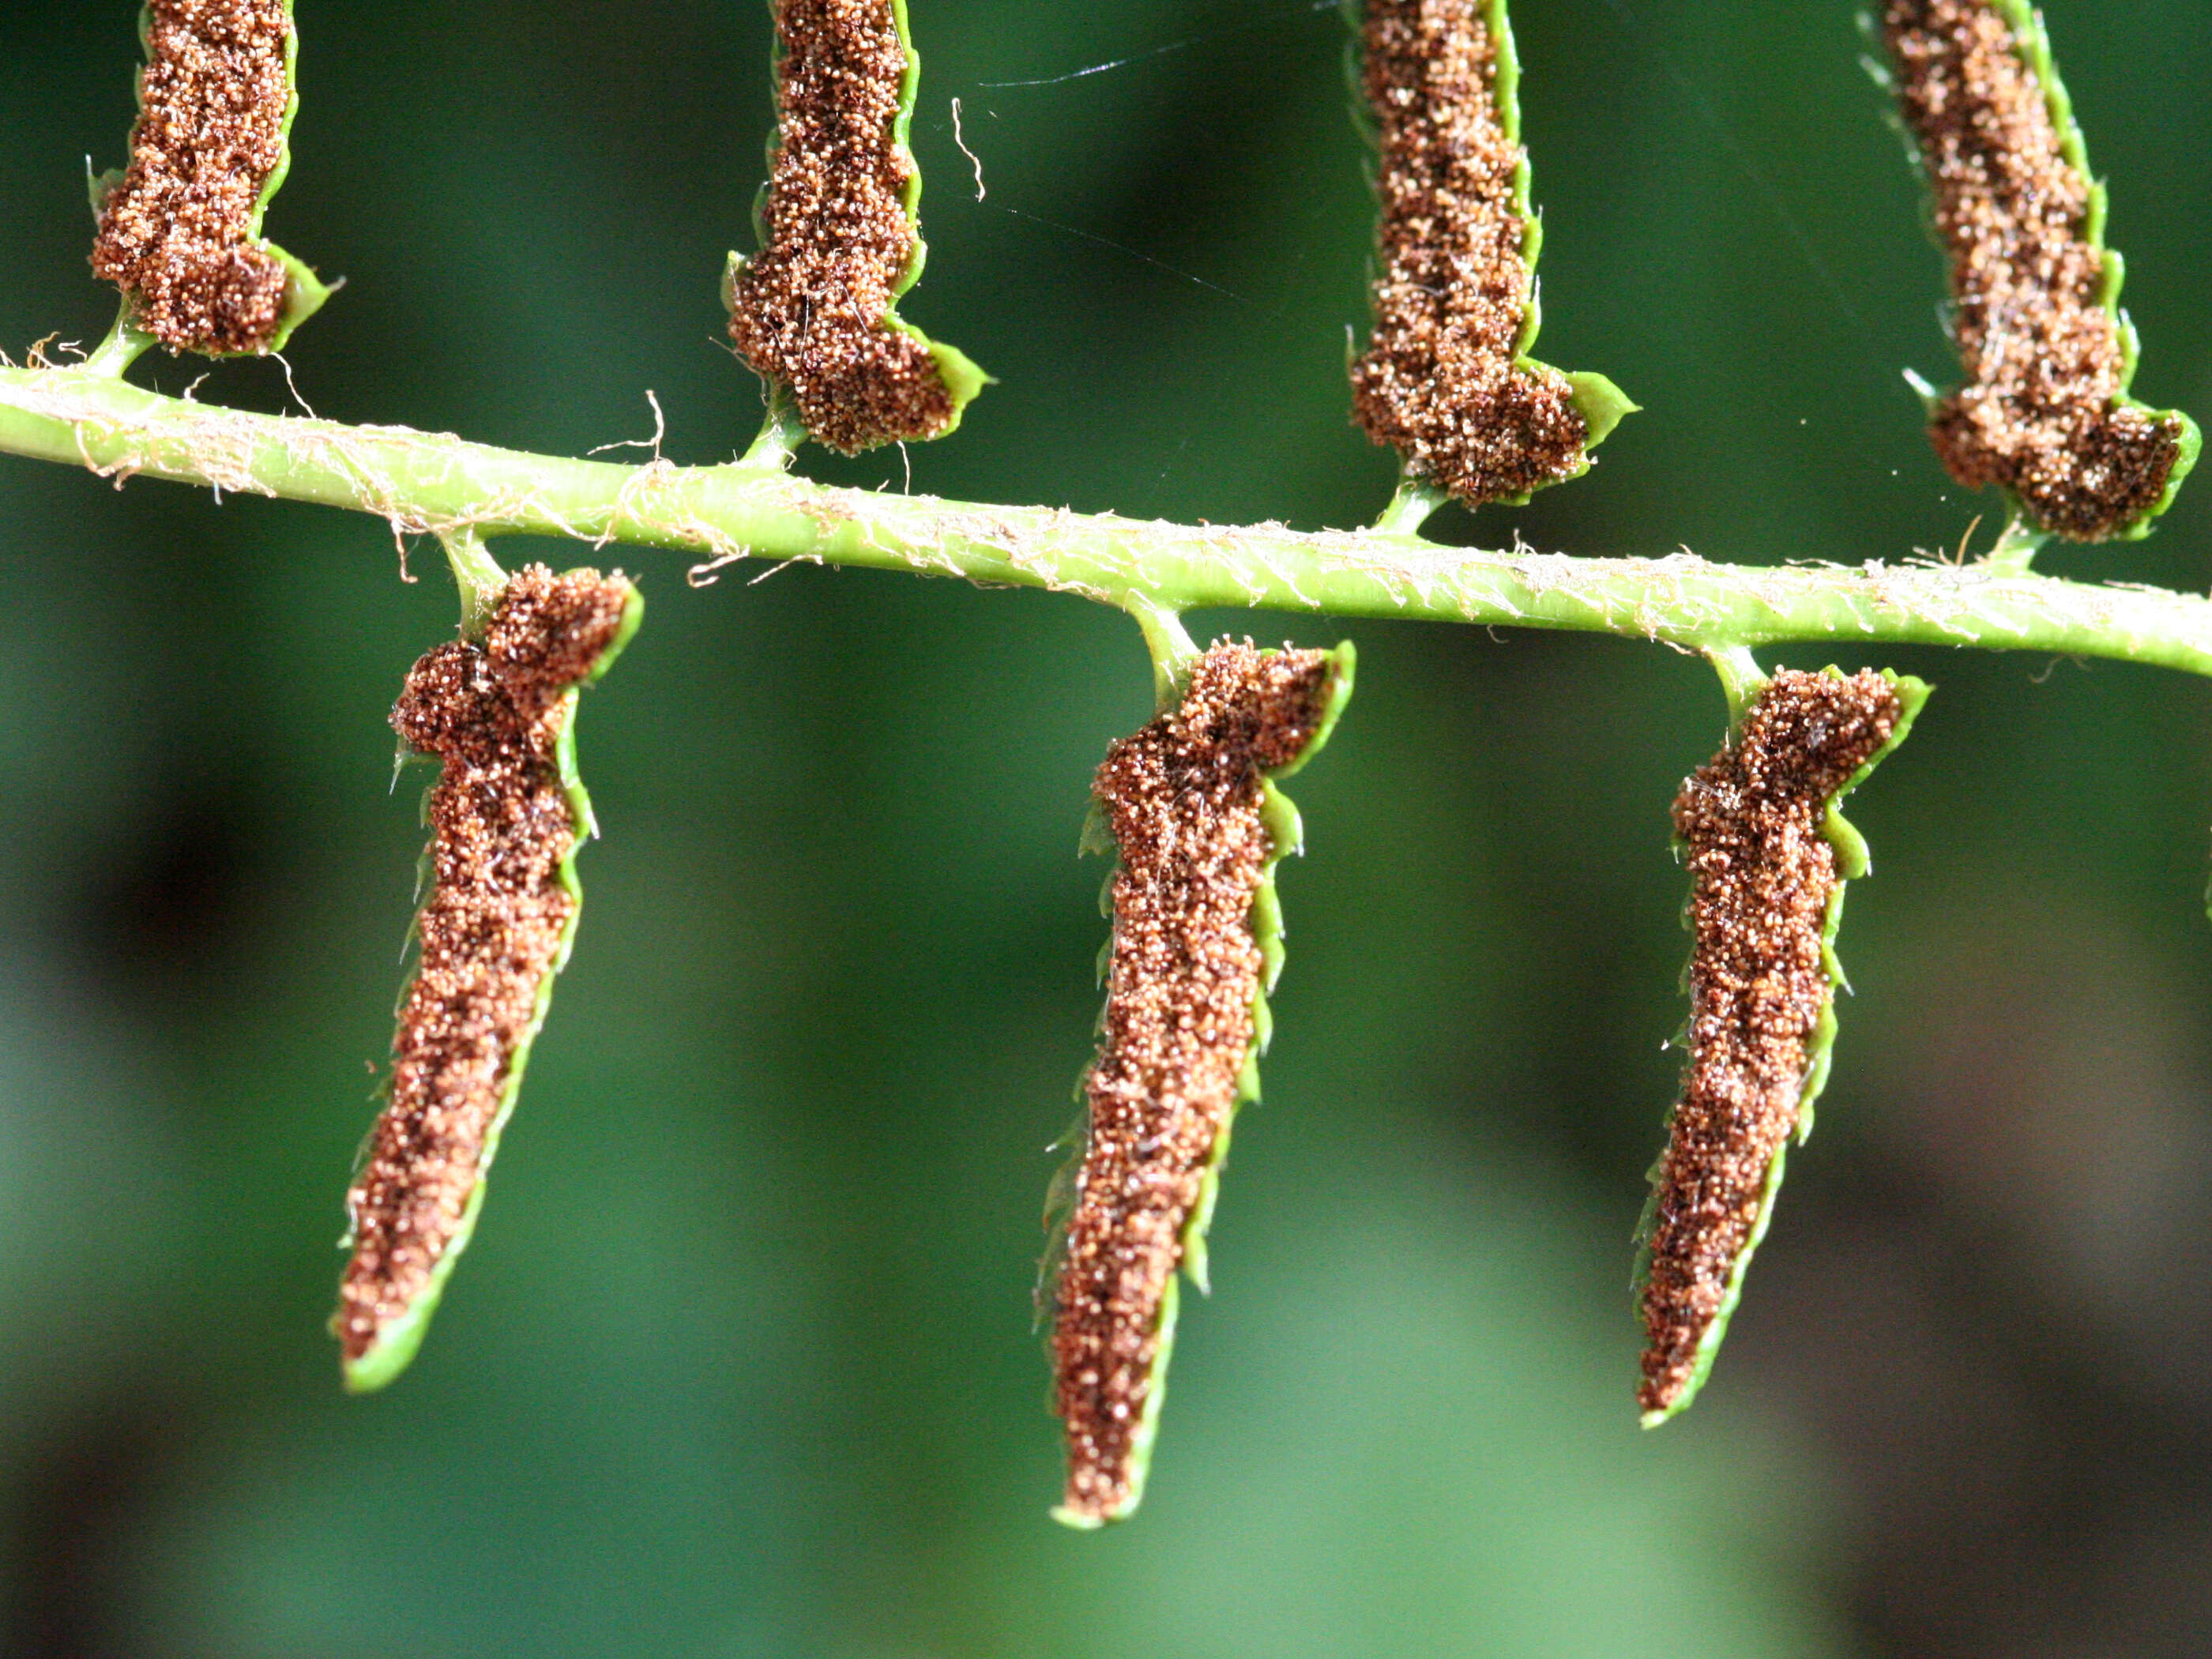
[728,0,955,454]
[91,0,295,356]
[335,566,632,1365]
[1884,0,2187,540]
[1052,643,1336,1525]
[1351,0,1589,506]
[1639,670,1903,1416]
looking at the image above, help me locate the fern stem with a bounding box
[1702,645,1768,724]
[6,363,2212,675]
[81,306,156,381]
[1126,596,1201,712]
[438,525,506,640]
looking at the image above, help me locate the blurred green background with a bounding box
[2,0,2210,1652]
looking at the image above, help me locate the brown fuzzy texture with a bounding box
[728,0,955,453]
[90,0,295,356]
[1351,0,1589,506]
[1884,0,2187,540]
[1639,671,1904,1416]
[334,566,632,1366]
[1052,643,1336,1525]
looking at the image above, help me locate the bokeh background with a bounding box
[2,0,2210,1652]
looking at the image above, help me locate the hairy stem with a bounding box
[6,363,2212,674]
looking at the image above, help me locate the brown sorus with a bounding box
[1639,670,1904,1417]
[1351,0,1589,506]
[1052,642,1337,1525]
[334,566,633,1369]
[1883,0,2188,540]
[728,0,956,453]
[91,0,295,356]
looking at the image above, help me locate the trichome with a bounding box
[727,0,983,453]
[1638,668,1925,1424]
[1050,640,1352,1527]
[1350,0,1630,508]
[1881,0,2199,540]
[90,0,329,356]
[334,565,639,1393]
